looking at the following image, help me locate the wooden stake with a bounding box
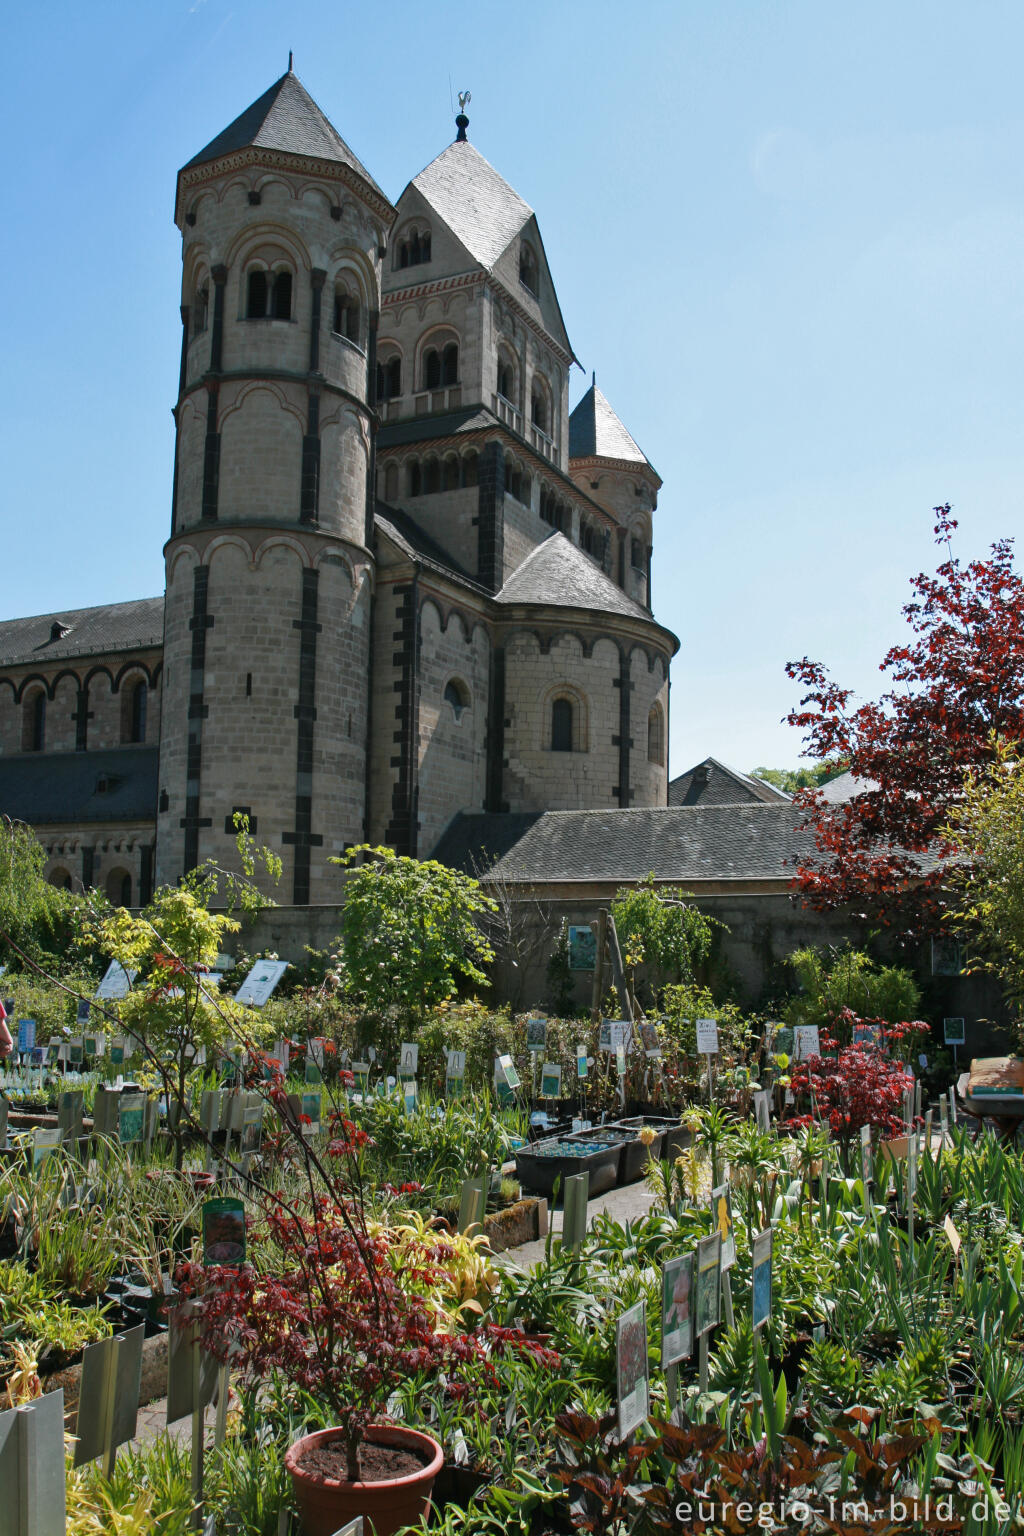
[590,909,609,1022]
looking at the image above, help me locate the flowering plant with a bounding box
[787,1034,916,1163]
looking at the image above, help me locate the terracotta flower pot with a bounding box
[285,1423,444,1536]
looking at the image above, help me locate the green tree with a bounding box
[0,815,81,966]
[611,875,723,1007]
[750,761,846,793]
[944,739,1024,1014]
[331,846,496,1017]
[783,945,921,1044]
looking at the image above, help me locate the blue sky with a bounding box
[3,1,1021,777]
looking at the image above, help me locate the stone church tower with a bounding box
[0,71,678,906]
[158,73,395,901]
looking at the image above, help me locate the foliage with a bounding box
[784,945,922,1045]
[331,845,496,1016]
[0,815,83,965]
[611,876,723,1004]
[751,760,847,793]
[787,1040,914,1156]
[545,920,576,1016]
[944,738,1024,1014]
[786,506,1024,937]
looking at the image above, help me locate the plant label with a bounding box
[599,1019,631,1054]
[615,1044,627,1077]
[540,1062,562,1098]
[694,1231,722,1337]
[943,1214,962,1256]
[526,1016,547,1051]
[166,1302,219,1426]
[96,961,137,1000]
[907,1133,918,1200]
[308,1036,326,1068]
[202,1197,246,1265]
[753,1090,771,1134]
[695,1018,719,1056]
[16,1019,35,1054]
[327,1521,364,1536]
[233,959,289,1007]
[109,1036,126,1066]
[568,925,596,972]
[0,1388,67,1534]
[399,1042,419,1077]
[943,1017,966,1046]
[793,1025,820,1061]
[84,1033,105,1058]
[940,1097,949,1137]
[752,1228,773,1331]
[576,1044,588,1080]
[639,1021,662,1059]
[661,1253,694,1366]
[948,1086,957,1125]
[711,1183,736,1269]
[852,1022,882,1047]
[118,1093,146,1146]
[615,1300,649,1440]
[304,1058,322,1085]
[403,1082,418,1115]
[58,1090,84,1142]
[860,1124,872,1186]
[301,1092,322,1133]
[497,1053,520,1091]
[73,1323,145,1467]
[68,1038,84,1066]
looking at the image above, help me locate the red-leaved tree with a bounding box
[786,507,1024,938]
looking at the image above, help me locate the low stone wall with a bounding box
[481,1195,544,1253]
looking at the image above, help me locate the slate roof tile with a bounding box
[0,747,158,826]
[495,532,653,622]
[668,758,791,807]
[569,383,656,473]
[0,598,164,668]
[412,141,532,272]
[182,72,384,194]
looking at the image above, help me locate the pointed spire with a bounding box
[288,50,293,71]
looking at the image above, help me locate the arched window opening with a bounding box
[23,689,45,753]
[246,268,268,318]
[505,457,522,502]
[333,287,359,343]
[462,451,478,488]
[384,463,399,500]
[424,349,441,389]
[531,385,548,434]
[519,243,538,295]
[397,228,432,270]
[443,455,460,491]
[521,473,532,506]
[123,680,148,744]
[376,354,401,401]
[539,490,553,525]
[581,522,596,556]
[106,869,132,909]
[424,457,441,494]
[497,357,515,400]
[270,269,292,320]
[631,537,645,570]
[442,343,459,385]
[647,705,664,766]
[193,282,209,333]
[48,867,72,891]
[408,460,421,497]
[443,678,470,721]
[551,697,573,753]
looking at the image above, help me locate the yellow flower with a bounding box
[638,1125,657,1147]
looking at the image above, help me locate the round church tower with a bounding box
[156,71,395,901]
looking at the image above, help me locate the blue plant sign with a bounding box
[118,1095,146,1145]
[526,1017,548,1051]
[540,1063,562,1098]
[752,1228,773,1331]
[661,1253,694,1365]
[576,1044,589,1080]
[568,925,596,972]
[202,1196,246,1266]
[17,1019,35,1053]
[943,1017,966,1046]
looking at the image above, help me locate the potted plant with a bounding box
[179,1111,484,1536]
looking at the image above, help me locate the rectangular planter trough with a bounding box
[515,1135,624,1202]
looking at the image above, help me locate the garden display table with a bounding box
[961,1057,1024,1142]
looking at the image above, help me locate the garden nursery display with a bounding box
[3,823,1024,1536]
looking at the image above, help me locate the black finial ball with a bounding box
[455,113,469,142]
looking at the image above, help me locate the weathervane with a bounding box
[456,90,471,142]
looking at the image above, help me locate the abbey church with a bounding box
[0,71,677,907]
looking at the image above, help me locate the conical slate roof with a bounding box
[412,140,532,272]
[181,71,384,194]
[495,532,652,621]
[569,383,657,475]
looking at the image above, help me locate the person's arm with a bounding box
[0,1016,13,1059]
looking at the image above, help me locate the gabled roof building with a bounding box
[0,72,677,905]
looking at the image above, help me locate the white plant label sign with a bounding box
[695,1018,719,1056]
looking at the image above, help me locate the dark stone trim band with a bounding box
[476,440,505,592]
[384,578,420,855]
[210,265,227,374]
[201,386,220,522]
[284,568,323,904]
[613,646,633,807]
[485,643,507,812]
[180,565,214,872]
[300,392,321,525]
[309,268,326,374]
